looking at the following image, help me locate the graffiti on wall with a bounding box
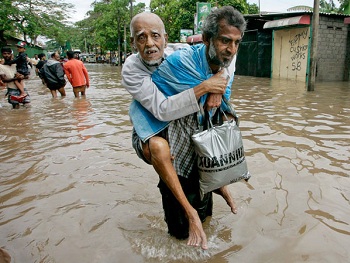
[289,28,309,71]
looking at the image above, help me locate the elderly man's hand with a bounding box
[205,93,222,110]
[193,70,228,100]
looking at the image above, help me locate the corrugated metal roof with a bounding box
[245,11,349,19]
[263,15,310,29]
[287,6,313,12]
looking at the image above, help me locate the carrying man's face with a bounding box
[205,19,242,69]
[2,51,12,61]
[131,15,168,67]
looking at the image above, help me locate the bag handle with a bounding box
[222,96,239,125]
[204,107,233,129]
[197,96,239,131]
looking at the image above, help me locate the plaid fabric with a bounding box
[168,99,239,179]
[168,114,198,178]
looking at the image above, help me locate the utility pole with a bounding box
[130,0,133,19]
[307,0,319,91]
[117,9,122,67]
[124,23,127,59]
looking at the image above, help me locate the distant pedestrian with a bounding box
[3,41,30,99]
[35,53,47,84]
[33,54,40,65]
[40,52,66,98]
[0,47,30,109]
[63,50,90,98]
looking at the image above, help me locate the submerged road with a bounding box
[1,64,349,262]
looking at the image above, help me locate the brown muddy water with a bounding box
[0,64,349,263]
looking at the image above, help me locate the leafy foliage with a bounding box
[0,0,74,46]
[74,0,145,63]
[149,0,258,42]
[337,0,350,13]
[318,0,350,13]
[3,0,345,56]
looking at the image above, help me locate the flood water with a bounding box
[0,64,349,263]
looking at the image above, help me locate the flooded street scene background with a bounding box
[1,64,349,263]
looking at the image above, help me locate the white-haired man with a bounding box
[123,7,246,249]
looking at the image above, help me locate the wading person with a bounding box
[0,47,30,109]
[40,52,66,98]
[3,41,30,100]
[35,53,47,84]
[123,7,246,250]
[63,51,90,98]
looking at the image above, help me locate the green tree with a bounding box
[0,0,18,44]
[211,0,250,13]
[75,17,97,53]
[338,0,350,13]
[150,0,258,42]
[90,0,129,64]
[0,0,74,47]
[85,0,145,65]
[320,0,338,12]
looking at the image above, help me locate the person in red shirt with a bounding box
[63,51,90,97]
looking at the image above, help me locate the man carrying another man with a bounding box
[122,6,246,250]
[0,47,30,109]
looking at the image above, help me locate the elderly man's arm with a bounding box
[122,55,227,121]
[122,54,199,121]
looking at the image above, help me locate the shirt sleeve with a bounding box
[63,64,72,83]
[122,54,200,122]
[57,64,65,82]
[82,64,89,86]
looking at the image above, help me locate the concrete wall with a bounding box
[317,16,349,81]
[345,26,350,81]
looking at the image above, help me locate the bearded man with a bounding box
[123,6,246,250]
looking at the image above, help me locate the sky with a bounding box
[66,0,340,22]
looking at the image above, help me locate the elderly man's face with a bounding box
[206,19,242,69]
[131,16,168,66]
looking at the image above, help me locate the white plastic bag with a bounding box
[192,116,251,198]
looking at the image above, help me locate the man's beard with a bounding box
[208,39,232,68]
[142,47,163,67]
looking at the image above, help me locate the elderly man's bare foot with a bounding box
[214,186,237,214]
[186,209,208,250]
[0,248,11,263]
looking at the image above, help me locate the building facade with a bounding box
[237,12,350,82]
